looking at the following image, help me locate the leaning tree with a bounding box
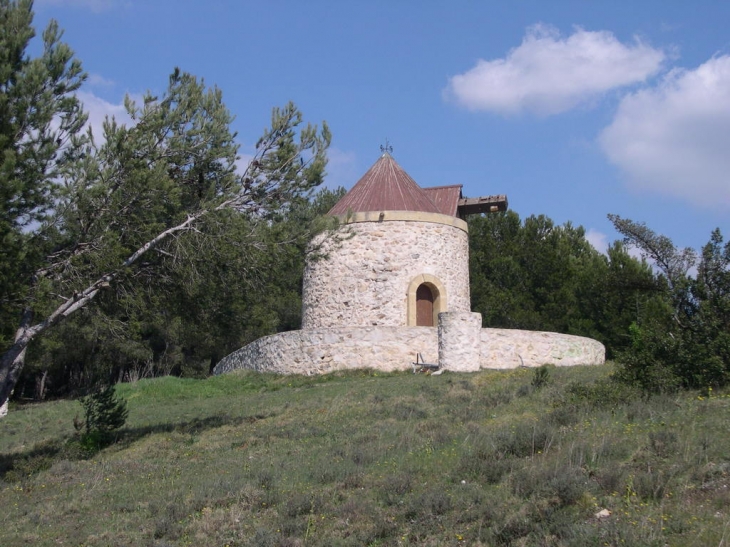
[0,3,330,412]
[609,214,730,391]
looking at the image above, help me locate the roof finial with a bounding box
[380,139,393,155]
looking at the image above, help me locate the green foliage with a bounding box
[13,187,345,398]
[2,5,331,406]
[468,211,657,357]
[531,364,551,389]
[77,384,128,447]
[563,375,642,410]
[610,216,730,392]
[0,0,87,349]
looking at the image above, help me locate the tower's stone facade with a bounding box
[302,212,470,329]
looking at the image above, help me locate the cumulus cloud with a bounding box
[445,24,665,116]
[76,90,133,142]
[599,55,730,210]
[585,229,609,255]
[587,228,647,260]
[87,73,116,87]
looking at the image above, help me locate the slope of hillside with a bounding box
[1,366,728,546]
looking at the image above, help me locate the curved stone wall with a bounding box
[480,328,606,369]
[212,326,605,376]
[213,326,438,376]
[302,212,471,329]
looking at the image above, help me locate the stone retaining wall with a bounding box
[212,326,605,376]
[213,327,437,376]
[480,328,606,369]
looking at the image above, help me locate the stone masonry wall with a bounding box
[301,215,470,329]
[438,312,482,372]
[479,328,605,369]
[213,326,438,376]
[212,326,605,376]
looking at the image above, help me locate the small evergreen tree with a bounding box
[78,384,128,445]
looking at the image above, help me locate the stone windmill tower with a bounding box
[213,151,603,376]
[302,150,506,330]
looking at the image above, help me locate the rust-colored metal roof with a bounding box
[423,185,463,216]
[328,153,441,216]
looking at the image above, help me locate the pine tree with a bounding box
[0,0,87,349]
[1,86,330,411]
[609,215,730,390]
[0,0,87,415]
[0,16,330,411]
[468,211,657,357]
[77,384,128,450]
[79,384,129,436]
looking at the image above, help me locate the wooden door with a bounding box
[416,284,434,326]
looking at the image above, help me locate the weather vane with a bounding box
[380,139,393,154]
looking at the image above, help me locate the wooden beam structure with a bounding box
[457,194,508,217]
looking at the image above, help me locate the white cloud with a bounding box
[445,24,665,116]
[599,55,730,211]
[234,153,254,177]
[588,229,648,264]
[87,73,116,88]
[586,229,609,255]
[76,90,133,142]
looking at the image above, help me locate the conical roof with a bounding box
[328,152,441,216]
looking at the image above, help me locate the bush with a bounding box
[493,421,554,458]
[511,464,587,507]
[76,384,128,449]
[564,377,641,410]
[456,449,512,484]
[609,219,730,393]
[532,365,552,389]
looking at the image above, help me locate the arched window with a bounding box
[407,274,447,326]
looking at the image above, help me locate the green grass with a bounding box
[1,365,729,546]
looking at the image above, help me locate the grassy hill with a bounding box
[1,365,729,546]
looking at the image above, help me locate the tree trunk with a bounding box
[0,335,29,414]
[0,305,36,412]
[36,369,49,400]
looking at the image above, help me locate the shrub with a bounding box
[493,421,554,458]
[284,492,322,518]
[76,384,128,449]
[456,439,513,484]
[378,472,413,506]
[632,469,670,501]
[609,219,730,392]
[648,430,678,459]
[532,365,552,389]
[564,377,640,410]
[511,464,587,507]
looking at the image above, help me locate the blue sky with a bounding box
[32,0,729,255]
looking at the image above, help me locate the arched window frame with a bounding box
[406,274,447,326]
